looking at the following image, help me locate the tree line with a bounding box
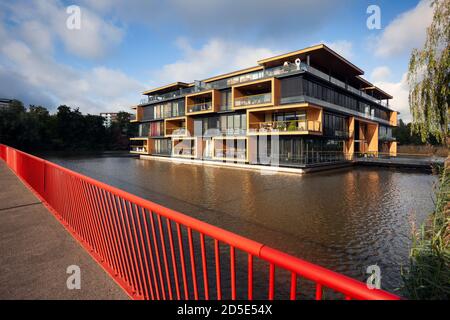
[0,100,137,152]
[393,118,441,146]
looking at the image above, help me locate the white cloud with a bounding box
[325,40,354,59]
[0,1,143,113]
[374,73,411,122]
[374,0,433,57]
[1,0,124,59]
[150,38,280,85]
[370,66,392,82]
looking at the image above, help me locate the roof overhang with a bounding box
[142,82,192,96]
[257,44,364,78]
[361,86,393,100]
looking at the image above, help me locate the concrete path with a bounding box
[0,161,128,300]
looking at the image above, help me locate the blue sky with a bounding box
[0,0,435,121]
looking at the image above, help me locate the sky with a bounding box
[0,0,436,121]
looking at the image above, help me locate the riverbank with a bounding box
[398,144,448,157]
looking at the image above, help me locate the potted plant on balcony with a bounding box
[288,120,297,132]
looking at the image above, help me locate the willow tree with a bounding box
[408,0,449,145]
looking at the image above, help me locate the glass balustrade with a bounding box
[234,93,272,107]
[249,119,322,133]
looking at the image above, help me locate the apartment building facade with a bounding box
[130,44,398,168]
[100,112,119,127]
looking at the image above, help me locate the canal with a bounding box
[46,154,437,296]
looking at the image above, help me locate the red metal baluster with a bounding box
[268,263,275,300]
[176,223,189,300]
[157,214,173,300]
[248,254,253,300]
[187,227,198,300]
[315,283,323,300]
[148,211,167,300]
[215,240,222,300]
[200,233,209,300]
[230,246,236,300]
[290,272,297,300]
[166,218,181,300]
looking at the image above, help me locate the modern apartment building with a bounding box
[100,112,119,127]
[130,44,398,168]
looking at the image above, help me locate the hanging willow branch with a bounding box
[408,0,450,145]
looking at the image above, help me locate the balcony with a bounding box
[232,78,278,110]
[130,138,149,154]
[185,90,220,115]
[247,103,323,136]
[234,93,272,108]
[188,101,212,113]
[172,138,196,158]
[249,120,322,135]
[164,117,193,137]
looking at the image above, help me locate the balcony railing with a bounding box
[187,101,212,113]
[323,129,350,139]
[166,127,187,136]
[234,93,272,108]
[249,120,322,134]
[130,145,148,153]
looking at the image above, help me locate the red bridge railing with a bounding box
[0,144,400,300]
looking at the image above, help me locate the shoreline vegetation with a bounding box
[0,100,137,153]
[402,160,450,299]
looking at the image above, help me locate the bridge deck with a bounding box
[0,162,128,300]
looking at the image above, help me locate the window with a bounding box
[220,113,246,135]
[139,123,150,137]
[323,113,348,138]
[220,90,232,111]
[154,139,171,155]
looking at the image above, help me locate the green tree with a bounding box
[408,0,450,145]
[107,111,137,150]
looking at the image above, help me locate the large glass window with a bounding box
[138,123,150,137]
[220,113,246,135]
[323,113,348,138]
[153,139,171,155]
[283,77,390,121]
[379,125,392,140]
[257,136,345,166]
[194,116,220,136]
[220,90,232,111]
[142,99,185,121]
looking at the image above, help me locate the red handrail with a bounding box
[0,144,400,300]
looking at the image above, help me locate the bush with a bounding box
[402,163,450,299]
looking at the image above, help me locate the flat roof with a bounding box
[257,44,364,76]
[203,65,264,83]
[142,82,192,95]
